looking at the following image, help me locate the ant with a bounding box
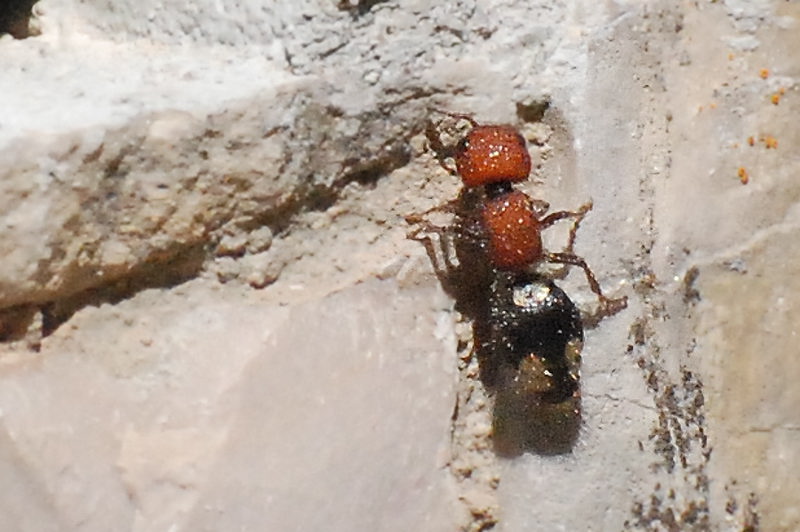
[419,112,626,316]
[407,111,627,455]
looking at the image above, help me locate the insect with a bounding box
[424,113,626,315]
[408,112,627,454]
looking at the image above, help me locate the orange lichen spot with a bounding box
[482,190,542,271]
[764,136,778,149]
[759,68,769,80]
[455,125,532,187]
[728,52,735,61]
[737,167,749,185]
[747,136,755,146]
[709,102,718,110]
[771,88,787,105]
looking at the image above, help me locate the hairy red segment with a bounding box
[455,125,531,187]
[483,190,542,270]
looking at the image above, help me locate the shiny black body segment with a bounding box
[476,272,584,456]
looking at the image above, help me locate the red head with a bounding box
[455,125,532,188]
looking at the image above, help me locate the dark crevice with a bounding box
[252,104,419,235]
[0,304,38,343]
[336,0,390,18]
[256,138,411,237]
[339,142,411,187]
[0,0,39,39]
[40,243,207,338]
[516,98,551,124]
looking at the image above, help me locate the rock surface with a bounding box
[0,1,798,531]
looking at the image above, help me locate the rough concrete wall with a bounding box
[0,0,797,530]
